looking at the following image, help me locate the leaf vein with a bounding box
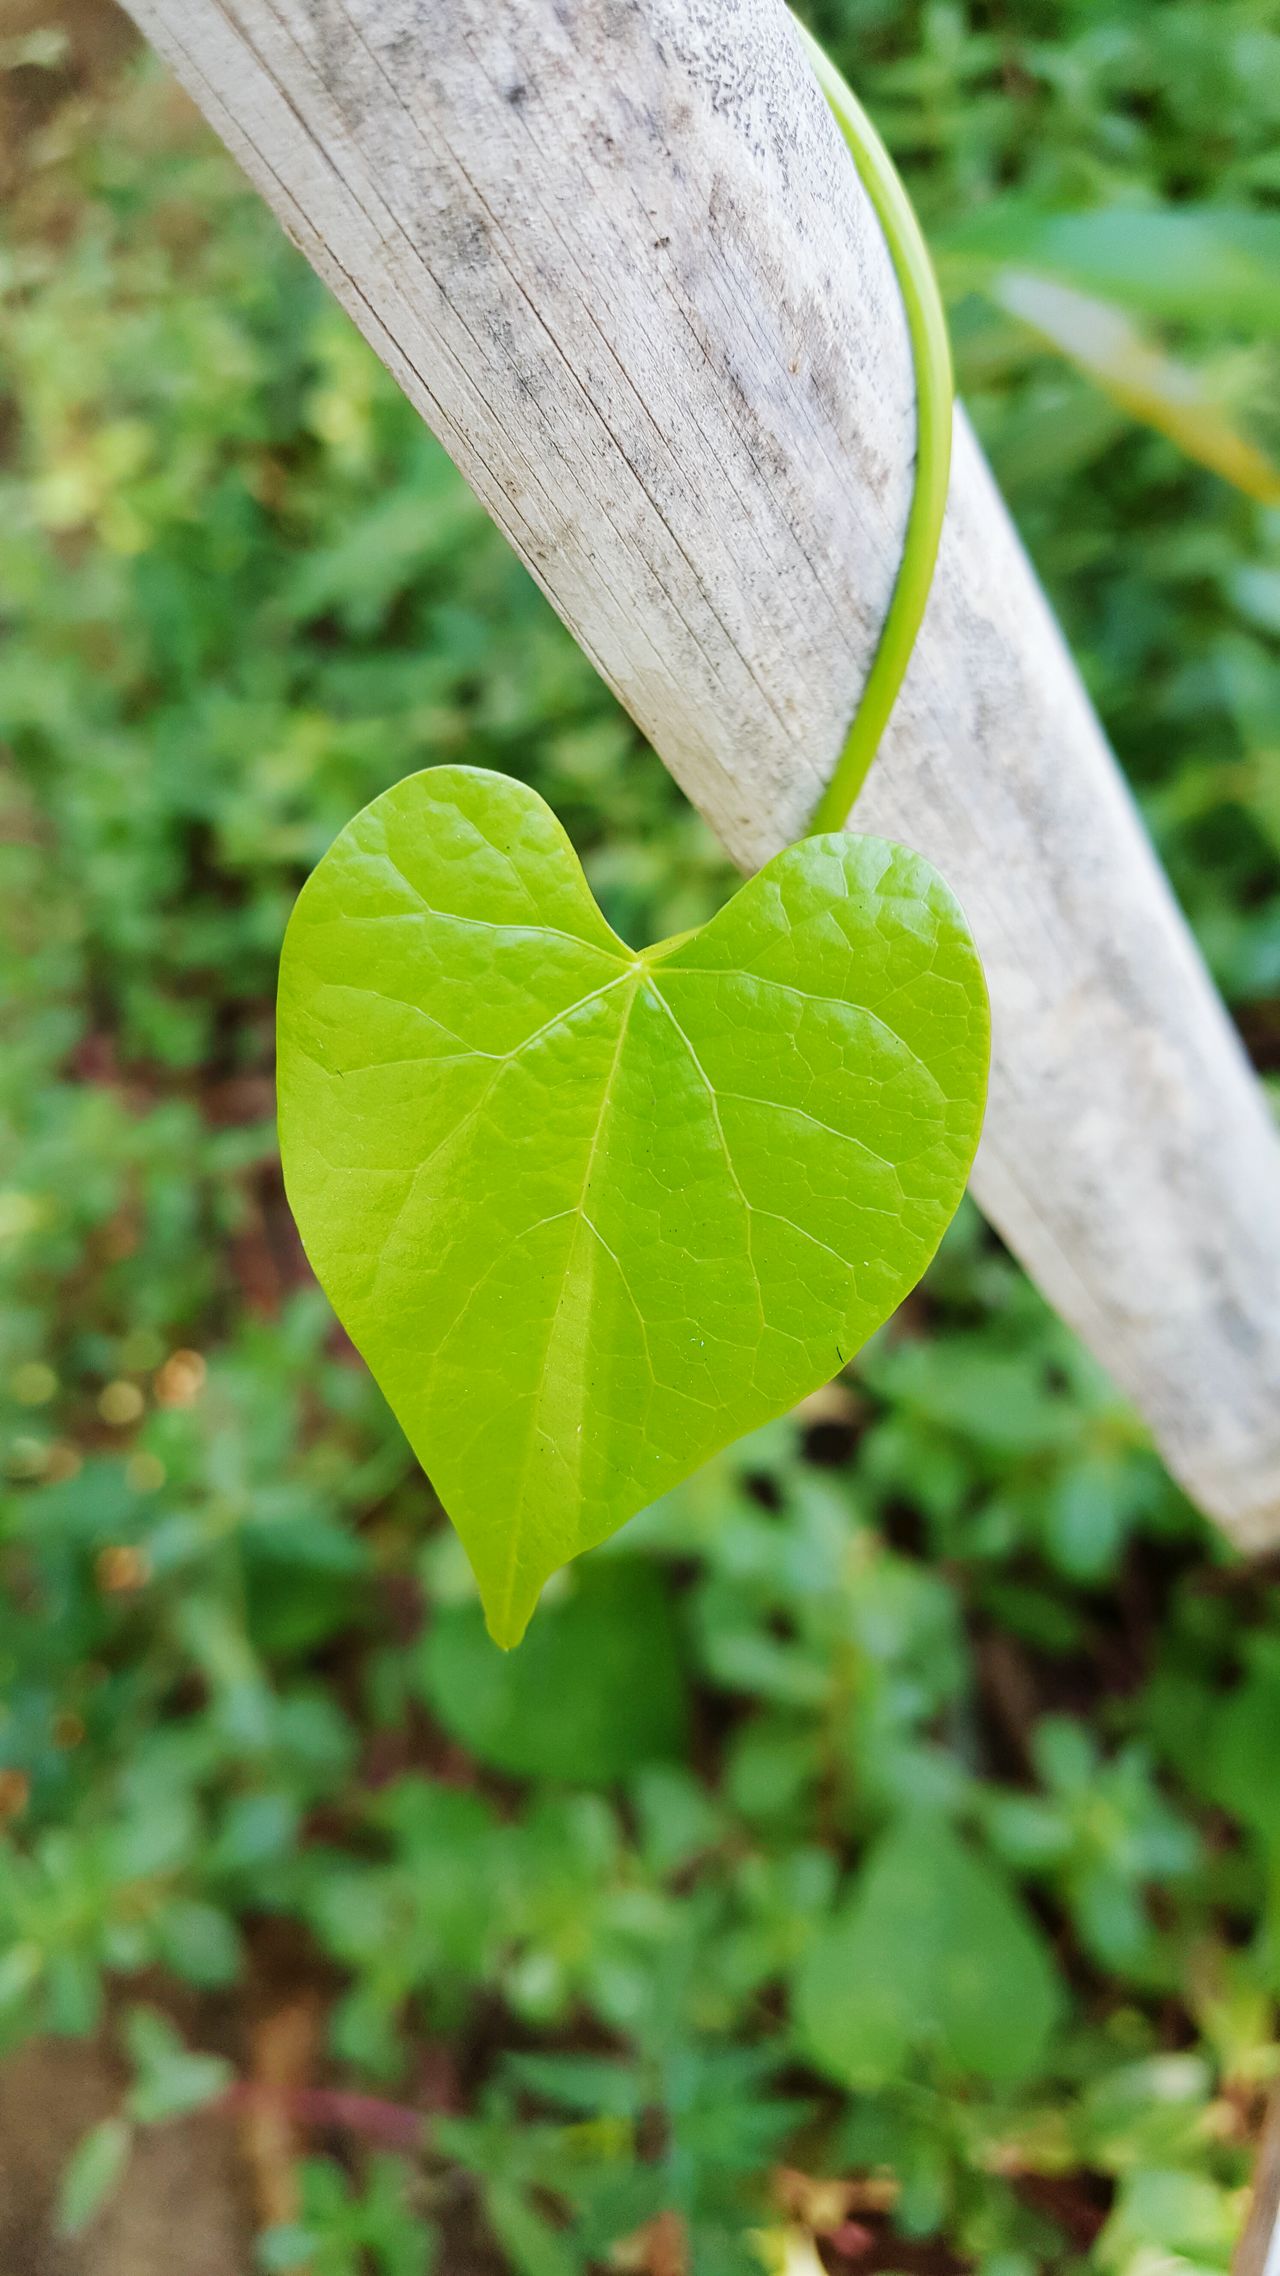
[656,966,942,1092]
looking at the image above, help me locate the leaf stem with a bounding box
[792,18,954,834]
[224,2081,429,2151]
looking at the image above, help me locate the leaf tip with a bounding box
[478,1574,542,1652]
[482,1609,526,1652]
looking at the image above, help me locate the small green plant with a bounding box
[58,2007,232,2237]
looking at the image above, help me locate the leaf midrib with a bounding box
[494,964,644,1641]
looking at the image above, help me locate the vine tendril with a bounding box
[793,18,954,834]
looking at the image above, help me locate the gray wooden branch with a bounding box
[123,0,1280,1547]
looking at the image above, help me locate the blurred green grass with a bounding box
[1,3,1279,2271]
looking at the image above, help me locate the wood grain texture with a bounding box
[122,0,1280,1546]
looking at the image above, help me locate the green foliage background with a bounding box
[1,2,1279,2270]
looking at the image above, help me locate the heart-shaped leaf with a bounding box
[277,768,988,1644]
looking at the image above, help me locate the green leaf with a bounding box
[123,2006,234,2125]
[57,2117,133,2238]
[256,2226,318,2274]
[988,272,1280,506]
[1098,2167,1240,2270]
[794,1817,1062,2088]
[483,2182,580,2276]
[278,767,988,1644]
[422,1558,687,1782]
[155,1899,242,1988]
[939,203,1280,337]
[1205,1639,1280,1850]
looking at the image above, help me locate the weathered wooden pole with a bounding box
[122,0,1280,1549]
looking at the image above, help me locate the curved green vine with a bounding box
[794,18,954,833]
